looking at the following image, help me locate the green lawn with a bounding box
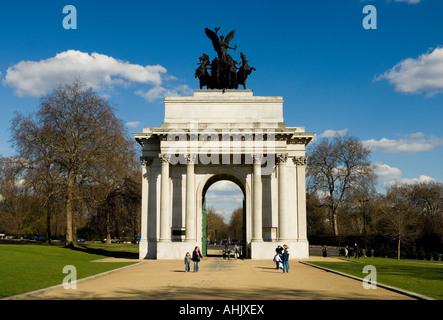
[0,244,138,299]
[308,257,443,300]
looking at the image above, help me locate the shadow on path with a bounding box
[43,285,387,300]
[66,245,139,260]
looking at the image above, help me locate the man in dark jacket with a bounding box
[282,248,290,273]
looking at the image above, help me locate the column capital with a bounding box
[276,153,288,164]
[294,156,308,166]
[252,153,263,242]
[253,153,263,164]
[186,153,197,164]
[159,153,171,164]
[140,156,153,167]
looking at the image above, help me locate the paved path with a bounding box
[17,257,413,300]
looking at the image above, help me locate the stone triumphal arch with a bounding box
[134,89,314,259]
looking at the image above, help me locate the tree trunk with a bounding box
[65,172,76,247]
[106,210,111,244]
[398,236,401,260]
[332,212,339,236]
[45,205,51,245]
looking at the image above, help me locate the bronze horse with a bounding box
[195,54,211,89]
[237,53,256,89]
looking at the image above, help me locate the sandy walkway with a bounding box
[15,256,414,300]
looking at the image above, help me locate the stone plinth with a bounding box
[163,90,284,129]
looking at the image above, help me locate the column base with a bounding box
[139,239,148,259]
[139,239,157,259]
[250,242,274,259]
[156,241,201,259]
[250,240,309,259]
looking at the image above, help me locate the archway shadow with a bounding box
[64,244,139,259]
[50,285,393,300]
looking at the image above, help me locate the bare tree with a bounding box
[11,80,137,247]
[409,182,443,236]
[206,207,228,242]
[306,190,329,235]
[0,157,32,235]
[381,184,422,259]
[95,173,141,243]
[229,207,243,240]
[307,134,375,236]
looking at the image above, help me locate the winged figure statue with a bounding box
[205,27,237,64]
[195,27,254,90]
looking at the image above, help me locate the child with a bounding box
[184,252,191,272]
[273,252,282,270]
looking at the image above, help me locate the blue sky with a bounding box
[1,0,443,220]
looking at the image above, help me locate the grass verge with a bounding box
[308,256,443,300]
[0,244,138,299]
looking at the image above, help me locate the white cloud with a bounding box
[125,121,140,128]
[205,193,243,203]
[374,162,402,186]
[3,50,192,102]
[3,50,167,97]
[375,46,443,96]
[405,132,425,139]
[208,181,241,193]
[363,138,432,154]
[311,128,348,144]
[135,84,193,102]
[393,0,422,4]
[318,129,349,138]
[374,162,436,187]
[205,181,244,221]
[400,175,436,184]
[365,0,422,4]
[363,133,443,154]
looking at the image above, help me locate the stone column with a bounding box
[139,156,153,259]
[185,153,196,242]
[252,154,263,242]
[159,153,170,242]
[277,154,289,240]
[295,156,308,240]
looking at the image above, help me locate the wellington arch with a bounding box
[133,89,314,259]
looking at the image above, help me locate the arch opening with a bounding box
[202,174,246,258]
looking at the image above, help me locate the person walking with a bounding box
[344,245,349,258]
[354,243,360,259]
[322,245,328,257]
[184,252,191,272]
[234,244,240,260]
[282,248,290,273]
[192,246,202,272]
